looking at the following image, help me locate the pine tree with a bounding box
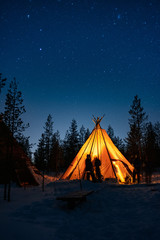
[63,119,79,168]
[43,114,54,171]
[68,119,79,158]
[19,136,33,159]
[107,125,115,142]
[3,77,29,201]
[126,95,148,161]
[63,130,70,168]
[144,122,156,166]
[34,133,46,191]
[154,122,160,148]
[79,125,86,147]
[154,122,160,168]
[0,73,7,94]
[50,131,64,174]
[34,134,46,171]
[107,125,125,153]
[114,136,125,154]
[3,77,29,139]
[85,128,90,141]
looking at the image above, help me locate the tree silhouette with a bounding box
[50,131,64,174]
[126,95,148,161]
[143,122,157,183]
[34,134,46,171]
[43,114,54,171]
[107,125,114,141]
[19,136,33,159]
[63,119,79,168]
[85,128,90,141]
[79,125,86,147]
[3,78,29,139]
[3,77,29,201]
[107,125,125,153]
[0,73,7,94]
[154,122,160,149]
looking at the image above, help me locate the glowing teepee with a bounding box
[61,117,134,183]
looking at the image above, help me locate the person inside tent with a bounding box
[95,157,102,182]
[85,154,96,182]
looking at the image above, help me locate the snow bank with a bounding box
[1,177,160,240]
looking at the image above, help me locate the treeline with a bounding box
[1,74,160,175]
[34,116,90,174]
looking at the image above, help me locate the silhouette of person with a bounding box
[85,154,96,182]
[95,157,102,182]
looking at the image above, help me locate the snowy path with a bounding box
[0,181,160,240]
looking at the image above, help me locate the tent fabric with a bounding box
[0,118,41,186]
[61,120,134,183]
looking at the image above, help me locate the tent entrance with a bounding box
[112,160,132,184]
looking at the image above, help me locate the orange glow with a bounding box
[61,122,134,183]
[112,161,125,183]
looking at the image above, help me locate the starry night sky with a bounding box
[1,0,160,148]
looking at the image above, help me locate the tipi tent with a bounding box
[61,117,134,183]
[0,118,41,186]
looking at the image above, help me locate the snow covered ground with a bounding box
[1,174,160,240]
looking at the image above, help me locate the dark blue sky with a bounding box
[1,0,160,148]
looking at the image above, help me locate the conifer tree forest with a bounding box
[1,73,160,178]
